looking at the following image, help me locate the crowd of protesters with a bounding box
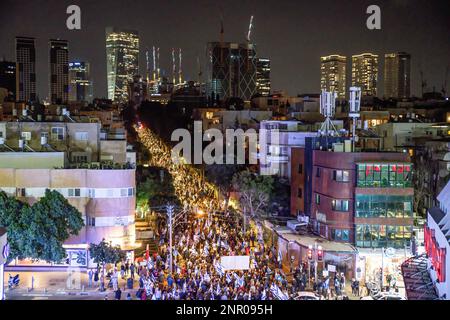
[95,212,359,300]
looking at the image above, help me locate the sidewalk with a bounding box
[4,271,140,300]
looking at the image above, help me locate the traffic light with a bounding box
[317,246,323,261]
[307,246,313,260]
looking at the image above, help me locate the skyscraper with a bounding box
[15,36,36,102]
[49,39,69,104]
[256,58,271,96]
[384,52,411,99]
[106,27,139,103]
[68,61,93,103]
[207,42,257,102]
[351,53,378,97]
[0,60,16,100]
[320,55,347,99]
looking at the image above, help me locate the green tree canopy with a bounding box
[0,189,84,263]
[89,238,126,267]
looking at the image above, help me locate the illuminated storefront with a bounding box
[355,162,414,249]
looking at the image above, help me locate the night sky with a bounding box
[0,0,449,99]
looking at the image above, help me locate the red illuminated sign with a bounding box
[425,226,446,282]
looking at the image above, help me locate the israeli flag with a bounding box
[226,273,232,284]
[176,266,181,275]
[215,263,224,277]
[278,250,282,263]
[216,283,221,295]
[233,273,244,287]
[261,289,266,300]
[150,273,157,283]
[251,258,258,269]
[270,284,289,300]
[220,241,229,250]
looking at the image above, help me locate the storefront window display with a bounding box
[357,163,412,188]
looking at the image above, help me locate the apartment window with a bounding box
[86,216,96,227]
[334,170,349,182]
[332,199,349,212]
[68,188,81,197]
[51,127,65,141]
[298,164,303,174]
[21,132,31,141]
[297,188,302,198]
[120,188,127,197]
[331,229,349,242]
[16,188,26,197]
[74,155,87,163]
[75,131,88,141]
[316,167,321,177]
[315,194,320,205]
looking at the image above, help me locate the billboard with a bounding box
[220,256,250,271]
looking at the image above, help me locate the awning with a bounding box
[401,254,439,300]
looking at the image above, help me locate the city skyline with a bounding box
[0,0,449,100]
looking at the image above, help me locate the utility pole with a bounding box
[243,207,247,234]
[167,204,174,274]
[380,247,385,291]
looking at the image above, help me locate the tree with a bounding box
[269,177,291,216]
[136,169,179,215]
[89,239,126,277]
[0,189,84,263]
[0,191,30,262]
[29,190,85,262]
[205,162,244,213]
[232,170,274,218]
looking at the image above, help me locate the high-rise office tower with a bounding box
[351,53,378,97]
[384,52,411,99]
[68,61,93,103]
[207,42,257,102]
[106,27,139,103]
[0,60,16,100]
[256,58,271,96]
[15,36,36,102]
[320,55,347,99]
[49,39,69,104]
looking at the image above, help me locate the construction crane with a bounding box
[246,15,254,43]
[152,46,156,82]
[442,66,449,98]
[245,15,254,72]
[178,48,183,85]
[219,16,224,65]
[420,70,427,98]
[197,55,202,84]
[172,48,176,85]
[157,47,161,81]
[145,48,150,83]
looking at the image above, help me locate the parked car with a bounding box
[292,291,321,300]
[287,220,308,234]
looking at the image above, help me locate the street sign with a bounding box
[327,264,336,272]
